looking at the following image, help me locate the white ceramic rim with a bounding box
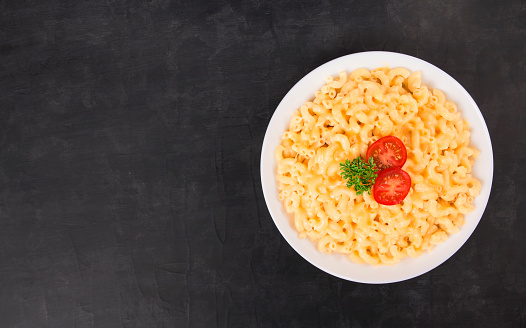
[260,51,493,284]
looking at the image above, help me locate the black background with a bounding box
[0,0,525,327]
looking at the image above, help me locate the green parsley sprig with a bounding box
[339,157,378,195]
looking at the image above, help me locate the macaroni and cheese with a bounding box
[275,67,481,265]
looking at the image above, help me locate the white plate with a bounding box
[260,51,493,284]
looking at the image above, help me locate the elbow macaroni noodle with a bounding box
[275,67,481,265]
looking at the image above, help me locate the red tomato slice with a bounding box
[366,136,407,170]
[373,167,411,205]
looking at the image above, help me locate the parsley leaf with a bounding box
[339,157,378,195]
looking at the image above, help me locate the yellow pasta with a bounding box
[275,67,481,265]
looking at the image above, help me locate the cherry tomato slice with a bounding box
[366,136,407,170]
[373,167,411,205]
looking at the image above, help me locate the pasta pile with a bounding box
[275,67,481,265]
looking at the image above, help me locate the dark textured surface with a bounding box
[0,0,524,327]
